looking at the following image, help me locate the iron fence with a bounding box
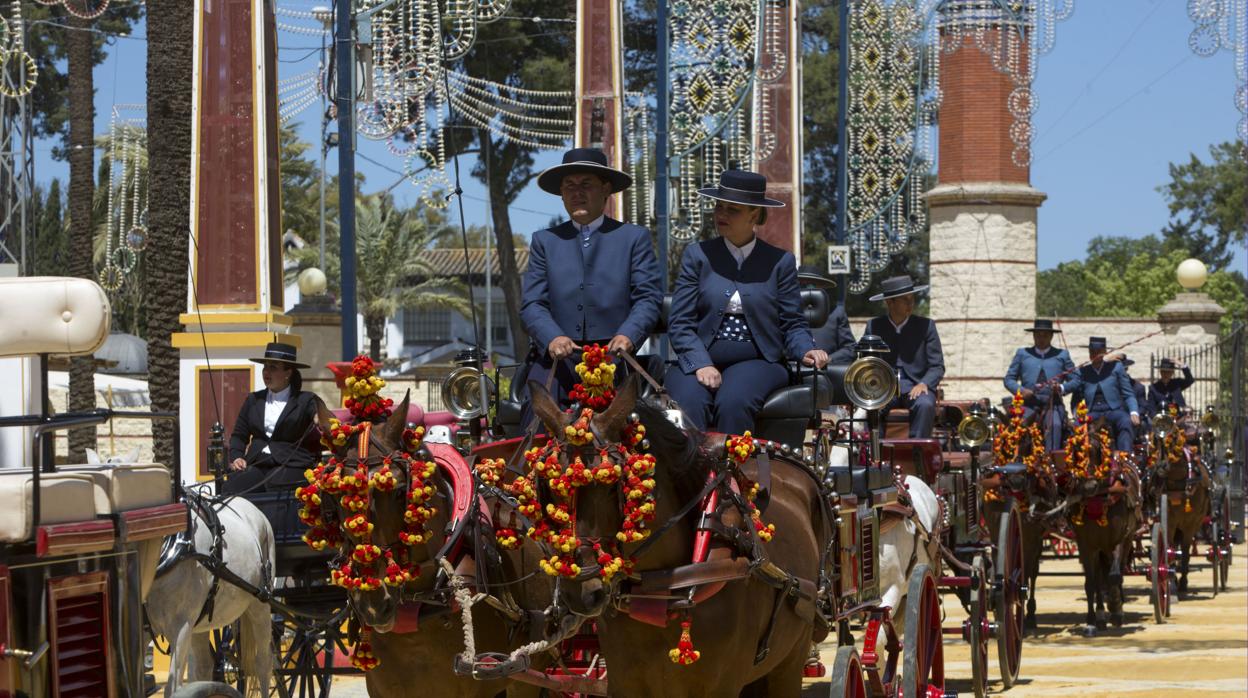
[1150,321,1246,541]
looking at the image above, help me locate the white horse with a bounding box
[85,446,142,464]
[146,494,276,696]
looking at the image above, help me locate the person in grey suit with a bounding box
[1067,336,1140,451]
[666,170,828,434]
[862,275,944,438]
[1003,319,1078,450]
[798,265,856,365]
[519,148,662,425]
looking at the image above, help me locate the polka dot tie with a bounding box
[715,314,752,342]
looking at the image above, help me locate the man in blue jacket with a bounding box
[862,275,944,438]
[1148,357,1195,416]
[1003,319,1078,451]
[799,266,856,365]
[1068,336,1141,451]
[519,148,662,425]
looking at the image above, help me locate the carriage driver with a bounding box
[861,275,945,438]
[226,342,323,494]
[518,147,662,427]
[1147,357,1195,416]
[1067,336,1140,452]
[1003,319,1078,451]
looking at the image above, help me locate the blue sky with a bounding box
[31,0,1247,275]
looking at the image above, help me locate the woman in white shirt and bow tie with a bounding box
[225,342,322,493]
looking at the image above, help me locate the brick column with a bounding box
[575,0,625,217]
[926,25,1046,401]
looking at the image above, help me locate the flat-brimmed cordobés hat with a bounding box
[1086,336,1109,351]
[868,274,929,302]
[1158,357,1179,370]
[1024,319,1061,333]
[796,264,837,289]
[537,147,633,195]
[696,170,785,208]
[249,342,310,369]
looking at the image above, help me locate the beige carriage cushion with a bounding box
[0,277,111,358]
[59,463,173,514]
[0,472,101,542]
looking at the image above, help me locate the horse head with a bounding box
[311,392,450,633]
[528,375,704,618]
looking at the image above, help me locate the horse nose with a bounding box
[581,579,608,613]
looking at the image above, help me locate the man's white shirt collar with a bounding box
[576,215,605,236]
[723,236,757,269]
[889,316,910,333]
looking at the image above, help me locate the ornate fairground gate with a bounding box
[1149,321,1248,544]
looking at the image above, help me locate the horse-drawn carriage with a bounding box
[0,277,187,697]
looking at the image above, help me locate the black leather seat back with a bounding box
[801,287,831,330]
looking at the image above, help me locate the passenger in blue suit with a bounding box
[519,148,662,426]
[799,265,857,365]
[1003,319,1078,451]
[666,170,828,434]
[1068,336,1141,451]
[1147,357,1195,416]
[862,275,944,438]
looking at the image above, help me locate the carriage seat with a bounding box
[59,463,173,516]
[825,464,894,497]
[880,438,943,484]
[0,471,101,542]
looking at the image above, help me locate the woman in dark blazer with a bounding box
[225,342,322,493]
[666,170,828,434]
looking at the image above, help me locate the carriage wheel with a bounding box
[1218,489,1233,592]
[1210,521,1223,598]
[272,607,350,698]
[828,645,866,698]
[210,625,245,691]
[901,564,944,698]
[994,507,1024,689]
[967,554,990,698]
[1150,522,1170,623]
[1160,503,1176,613]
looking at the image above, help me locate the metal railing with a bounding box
[1150,321,1246,540]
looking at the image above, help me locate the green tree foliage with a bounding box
[1158,140,1246,273]
[800,0,839,268]
[32,179,67,275]
[1037,235,1246,334]
[353,194,475,360]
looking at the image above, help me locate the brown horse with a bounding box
[1150,430,1211,595]
[312,394,549,697]
[983,413,1060,631]
[528,377,829,698]
[1063,419,1140,636]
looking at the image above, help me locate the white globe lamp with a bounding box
[1176,258,1207,290]
[298,267,328,297]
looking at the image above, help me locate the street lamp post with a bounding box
[335,0,358,360]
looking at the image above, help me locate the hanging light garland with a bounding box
[1185,0,1247,145]
[842,0,1072,294]
[99,104,147,294]
[0,1,37,99]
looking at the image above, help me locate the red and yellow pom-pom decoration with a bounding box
[1065,401,1116,527]
[723,432,776,542]
[569,344,617,410]
[669,619,701,665]
[344,355,394,422]
[350,628,380,671]
[986,391,1054,504]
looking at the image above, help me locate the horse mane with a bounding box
[634,398,710,503]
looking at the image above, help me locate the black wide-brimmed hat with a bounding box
[1119,354,1135,367]
[249,342,310,369]
[536,147,633,195]
[868,274,928,302]
[696,170,785,208]
[1086,336,1109,351]
[1158,357,1179,370]
[796,264,837,290]
[1024,319,1061,333]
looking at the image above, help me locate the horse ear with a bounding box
[591,374,640,442]
[85,448,100,465]
[528,381,569,436]
[123,446,141,463]
[382,390,411,448]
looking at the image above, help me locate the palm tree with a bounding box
[144,0,194,466]
[360,194,475,362]
[66,13,95,459]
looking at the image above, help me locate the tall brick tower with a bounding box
[926,18,1047,400]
